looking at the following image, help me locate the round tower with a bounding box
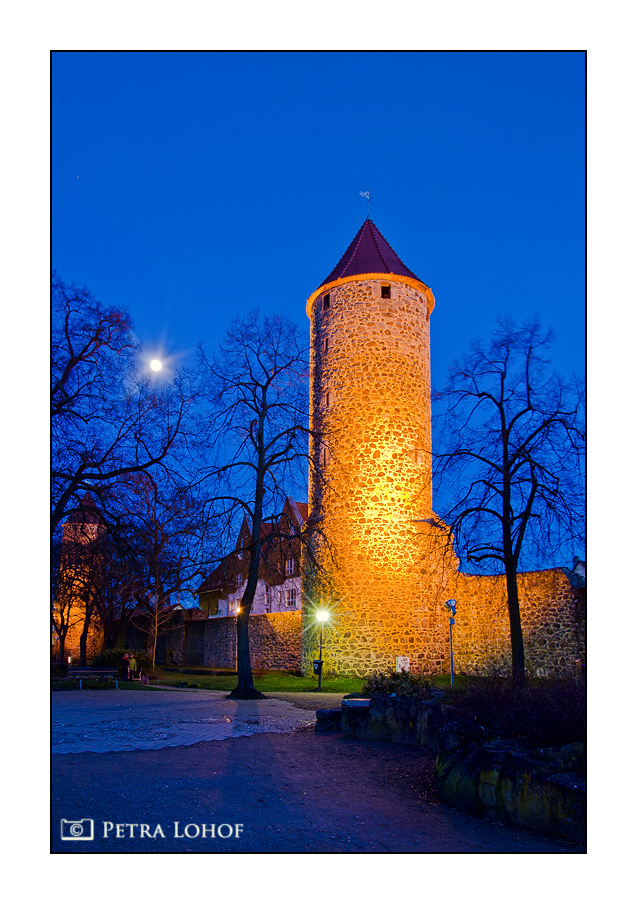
[301,220,455,677]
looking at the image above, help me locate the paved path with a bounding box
[51,687,583,853]
[52,687,341,754]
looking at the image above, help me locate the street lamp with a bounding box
[314,610,330,691]
[444,599,457,688]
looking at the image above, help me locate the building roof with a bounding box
[196,562,229,595]
[295,501,309,522]
[320,219,422,287]
[67,492,102,524]
[560,567,586,590]
[196,498,308,596]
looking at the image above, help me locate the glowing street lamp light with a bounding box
[444,599,457,688]
[314,610,330,691]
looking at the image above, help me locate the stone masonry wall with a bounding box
[300,272,584,681]
[301,555,584,680]
[180,612,302,671]
[450,569,585,679]
[53,604,103,662]
[303,276,440,678]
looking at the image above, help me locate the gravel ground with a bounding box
[52,726,583,853]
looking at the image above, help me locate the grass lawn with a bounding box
[154,669,364,694]
[52,670,364,695]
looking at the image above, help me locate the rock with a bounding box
[315,709,341,731]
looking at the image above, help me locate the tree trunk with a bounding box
[228,602,265,699]
[79,608,91,666]
[505,566,526,683]
[102,615,122,651]
[228,422,268,700]
[151,622,158,672]
[228,567,266,698]
[502,461,525,684]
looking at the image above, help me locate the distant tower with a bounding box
[302,220,453,677]
[53,493,105,662]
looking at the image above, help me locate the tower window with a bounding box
[325,336,329,352]
[381,285,391,299]
[323,293,330,310]
[325,391,330,407]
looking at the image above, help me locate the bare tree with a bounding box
[119,472,208,670]
[91,520,144,651]
[52,498,105,665]
[51,274,197,532]
[433,320,584,682]
[200,311,313,699]
[51,534,83,663]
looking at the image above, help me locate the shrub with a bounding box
[446,677,585,745]
[90,650,125,667]
[90,650,153,671]
[361,671,434,701]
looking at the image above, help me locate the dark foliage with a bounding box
[446,677,585,745]
[361,671,434,701]
[90,649,153,671]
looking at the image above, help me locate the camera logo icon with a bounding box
[61,819,94,841]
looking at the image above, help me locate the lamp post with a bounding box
[315,610,330,691]
[444,599,457,688]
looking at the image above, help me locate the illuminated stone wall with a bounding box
[449,569,585,679]
[303,275,447,677]
[179,611,302,671]
[53,520,104,662]
[53,597,103,662]
[300,273,585,680]
[300,551,584,680]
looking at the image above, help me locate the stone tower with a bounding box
[53,492,105,662]
[302,220,455,678]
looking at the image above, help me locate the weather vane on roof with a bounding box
[359,190,372,219]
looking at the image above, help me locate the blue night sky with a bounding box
[52,51,584,391]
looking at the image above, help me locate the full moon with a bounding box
[150,359,162,372]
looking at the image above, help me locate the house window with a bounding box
[285,588,297,607]
[381,285,391,299]
[236,573,243,589]
[286,558,295,576]
[264,584,271,612]
[323,293,330,310]
[325,336,329,353]
[325,391,330,408]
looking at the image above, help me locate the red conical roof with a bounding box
[320,219,421,287]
